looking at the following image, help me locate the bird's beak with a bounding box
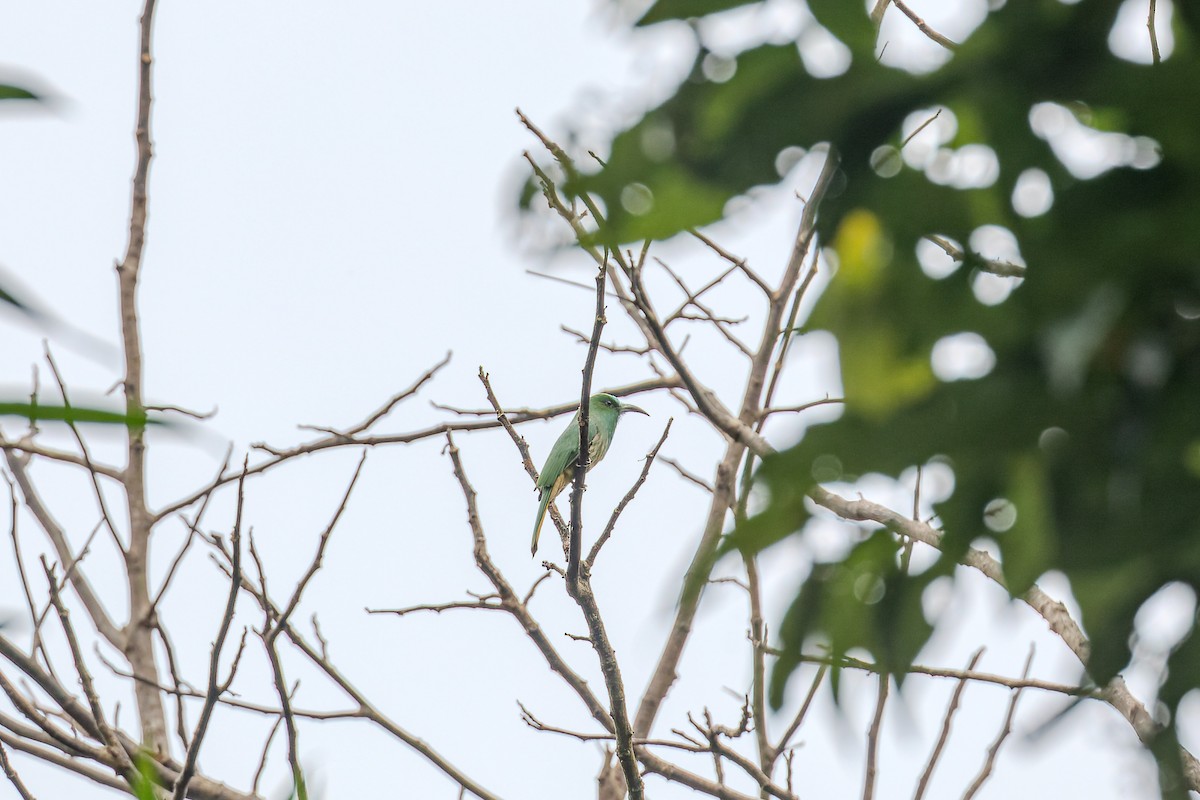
[619,402,649,416]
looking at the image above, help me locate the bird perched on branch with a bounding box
[531,393,648,556]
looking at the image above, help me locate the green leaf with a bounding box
[807,0,877,56]
[768,529,939,707]
[0,84,37,101]
[540,0,1200,787]
[0,402,160,428]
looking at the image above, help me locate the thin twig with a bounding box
[274,453,368,634]
[1148,0,1161,65]
[688,229,772,295]
[923,234,1026,278]
[661,457,714,492]
[890,0,958,50]
[743,555,772,780]
[901,109,942,149]
[2,451,122,647]
[585,419,672,568]
[775,665,827,756]
[251,712,283,796]
[961,647,1035,800]
[42,345,124,553]
[913,648,984,800]
[0,737,38,800]
[761,397,844,418]
[172,462,246,800]
[862,672,889,800]
[40,560,132,775]
[366,598,504,617]
[5,475,41,661]
[297,352,450,437]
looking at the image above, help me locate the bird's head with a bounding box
[590,393,648,418]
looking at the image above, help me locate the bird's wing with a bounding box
[537,415,582,491]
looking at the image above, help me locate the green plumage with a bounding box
[531,393,647,556]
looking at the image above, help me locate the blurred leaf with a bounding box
[540,0,1200,788]
[0,84,36,101]
[636,0,760,26]
[0,402,159,428]
[768,529,941,706]
[807,0,877,56]
[129,752,163,800]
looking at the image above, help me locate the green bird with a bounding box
[531,393,648,556]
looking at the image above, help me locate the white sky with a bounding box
[0,1,1189,799]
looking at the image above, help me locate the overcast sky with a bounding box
[0,1,1189,799]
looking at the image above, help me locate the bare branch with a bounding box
[5,474,41,660]
[477,369,567,548]
[251,714,282,797]
[273,453,367,636]
[862,672,889,800]
[761,397,845,418]
[743,555,771,778]
[366,598,505,617]
[0,729,124,794]
[559,325,650,357]
[687,229,772,296]
[1148,0,1161,64]
[586,419,672,569]
[901,109,942,150]
[158,376,680,520]
[3,452,122,647]
[567,259,607,585]
[40,559,132,776]
[442,432,610,732]
[961,647,1035,800]
[661,457,714,493]
[890,0,958,50]
[0,440,123,480]
[143,403,217,421]
[42,345,124,553]
[0,736,39,800]
[775,665,827,757]
[172,463,246,800]
[923,234,1026,278]
[297,351,450,438]
[913,648,985,800]
[115,0,170,753]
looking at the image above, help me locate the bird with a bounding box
[531,393,648,556]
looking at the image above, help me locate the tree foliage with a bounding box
[528,0,1200,790]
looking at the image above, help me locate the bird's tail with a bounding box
[531,490,552,557]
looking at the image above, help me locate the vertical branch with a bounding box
[117,0,167,753]
[862,672,889,800]
[560,257,643,799]
[743,554,771,791]
[568,257,607,585]
[566,579,643,800]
